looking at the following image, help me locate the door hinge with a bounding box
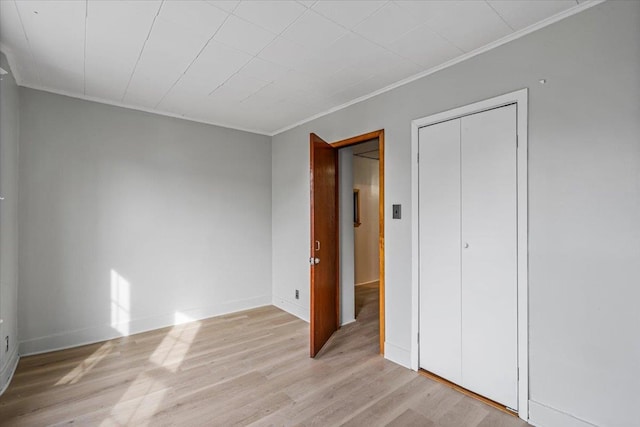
[417,152,419,162]
[516,134,519,148]
[417,332,419,343]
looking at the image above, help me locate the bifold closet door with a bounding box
[418,118,462,384]
[461,105,518,408]
[418,104,518,409]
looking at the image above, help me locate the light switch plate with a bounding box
[393,204,401,219]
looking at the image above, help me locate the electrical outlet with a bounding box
[295,289,299,299]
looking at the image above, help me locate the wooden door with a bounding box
[310,133,339,357]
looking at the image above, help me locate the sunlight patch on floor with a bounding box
[99,372,169,427]
[149,312,201,372]
[55,342,114,386]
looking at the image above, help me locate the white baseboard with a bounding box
[384,341,411,369]
[529,400,598,427]
[20,295,272,356]
[341,318,356,326]
[0,348,19,396]
[272,296,309,323]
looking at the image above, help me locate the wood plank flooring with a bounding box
[0,284,529,426]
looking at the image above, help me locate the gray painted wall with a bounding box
[271,2,640,426]
[0,52,20,393]
[19,88,272,355]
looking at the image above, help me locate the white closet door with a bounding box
[418,119,462,384]
[461,104,518,408]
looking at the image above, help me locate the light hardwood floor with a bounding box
[0,284,529,426]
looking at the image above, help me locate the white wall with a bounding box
[271,2,640,427]
[271,132,310,321]
[0,52,20,393]
[353,156,379,285]
[339,148,355,325]
[18,88,272,355]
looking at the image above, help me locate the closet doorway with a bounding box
[411,90,529,420]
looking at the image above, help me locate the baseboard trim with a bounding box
[384,341,411,368]
[272,296,309,323]
[529,400,598,427]
[0,348,19,396]
[341,318,356,326]
[19,295,272,356]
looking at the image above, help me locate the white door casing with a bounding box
[411,89,528,420]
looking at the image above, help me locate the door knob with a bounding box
[464,242,469,248]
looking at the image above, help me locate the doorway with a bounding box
[309,130,385,357]
[337,139,380,327]
[351,141,380,324]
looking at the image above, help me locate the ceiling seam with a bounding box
[254,1,402,110]
[153,1,252,108]
[391,1,467,55]
[310,1,429,76]
[296,1,317,9]
[83,0,88,95]
[311,0,389,30]
[208,2,310,99]
[152,10,234,108]
[156,0,309,109]
[12,0,43,85]
[485,1,516,31]
[121,0,165,102]
[234,1,407,108]
[232,3,313,103]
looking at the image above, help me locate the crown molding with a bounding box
[270,0,606,136]
[20,83,271,136]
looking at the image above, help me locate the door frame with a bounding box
[331,129,385,355]
[410,89,529,421]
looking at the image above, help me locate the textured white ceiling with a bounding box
[0,0,584,135]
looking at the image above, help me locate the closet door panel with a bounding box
[461,105,518,408]
[418,119,462,383]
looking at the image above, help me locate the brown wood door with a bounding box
[310,133,339,357]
